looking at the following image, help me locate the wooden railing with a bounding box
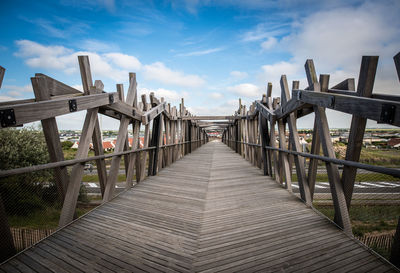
[0,55,208,261]
[222,53,400,244]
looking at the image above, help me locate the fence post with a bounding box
[390,216,400,267]
[341,56,378,212]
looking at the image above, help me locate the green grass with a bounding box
[360,148,400,167]
[313,204,400,236]
[291,173,397,182]
[8,206,92,229]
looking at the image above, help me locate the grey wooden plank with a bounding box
[1,142,396,272]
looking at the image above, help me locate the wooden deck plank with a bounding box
[1,142,397,272]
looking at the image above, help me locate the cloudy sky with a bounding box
[0,0,399,129]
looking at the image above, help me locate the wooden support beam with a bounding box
[281,75,310,203]
[0,92,117,128]
[79,56,108,198]
[138,95,150,182]
[117,84,130,176]
[394,52,400,82]
[327,89,400,102]
[0,66,5,89]
[103,73,137,202]
[124,83,141,188]
[268,96,281,183]
[31,76,69,201]
[312,77,352,233]
[304,59,320,199]
[148,114,163,176]
[59,108,99,227]
[277,110,291,190]
[259,111,269,175]
[292,89,399,126]
[181,115,236,120]
[141,102,166,125]
[341,56,378,213]
[331,78,355,91]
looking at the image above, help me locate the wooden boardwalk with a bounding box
[0,142,397,272]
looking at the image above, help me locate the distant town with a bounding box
[59,128,400,151]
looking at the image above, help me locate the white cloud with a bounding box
[0,95,17,101]
[2,84,33,93]
[241,22,288,42]
[227,83,261,98]
[103,53,142,70]
[14,40,140,82]
[230,71,248,80]
[177,47,224,57]
[261,61,299,81]
[79,39,119,52]
[261,37,277,50]
[143,62,205,88]
[138,87,186,105]
[282,1,400,74]
[210,92,223,99]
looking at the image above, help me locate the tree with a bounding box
[0,127,55,215]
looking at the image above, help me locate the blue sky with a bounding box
[0,0,399,129]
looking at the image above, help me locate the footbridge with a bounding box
[0,54,399,271]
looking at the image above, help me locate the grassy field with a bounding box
[313,204,400,236]
[291,172,397,182]
[314,204,400,259]
[8,206,93,229]
[82,173,127,182]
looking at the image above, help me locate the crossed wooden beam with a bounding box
[0,55,209,227]
[225,53,400,234]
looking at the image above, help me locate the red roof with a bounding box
[103,141,114,149]
[388,138,400,147]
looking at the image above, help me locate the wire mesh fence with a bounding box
[285,156,400,261]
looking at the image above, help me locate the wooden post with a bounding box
[0,66,5,89]
[31,77,69,201]
[259,111,269,175]
[102,73,137,202]
[268,94,280,182]
[78,56,108,198]
[390,216,400,267]
[116,84,130,176]
[281,75,310,203]
[304,60,321,199]
[59,102,100,227]
[312,76,352,233]
[138,95,150,182]
[149,114,162,175]
[341,56,378,211]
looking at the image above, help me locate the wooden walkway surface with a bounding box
[1,142,397,272]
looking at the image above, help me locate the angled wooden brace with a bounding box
[102,73,137,202]
[280,75,310,204]
[78,56,108,198]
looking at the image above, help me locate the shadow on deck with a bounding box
[0,142,397,272]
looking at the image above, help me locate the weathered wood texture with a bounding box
[1,142,396,272]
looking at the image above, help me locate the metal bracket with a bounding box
[379,104,396,124]
[328,96,335,108]
[109,94,114,104]
[132,109,136,117]
[68,99,77,112]
[0,108,16,127]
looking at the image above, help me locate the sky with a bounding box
[0,0,399,129]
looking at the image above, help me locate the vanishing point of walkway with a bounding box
[0,142,397,272]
